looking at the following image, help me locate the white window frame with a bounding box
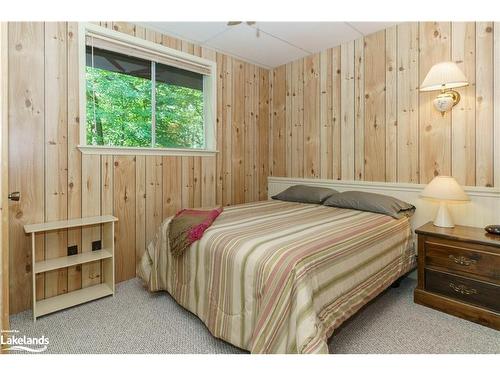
[78,23,217,156]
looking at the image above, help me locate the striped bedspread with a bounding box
[138,200,416,354]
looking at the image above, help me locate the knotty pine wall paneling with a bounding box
[290,60,304,178]
[397,22,419,184]
[303,53,320,178]
[257,67,270,200]
[270,65,286,177]
[67,22,83,293]
[8,22,45,313]
[475,22,494,187]
[270,22,497,187]
[385,26,398,183]
[340,40,355,180]
[44,22,68,298]
[8,21,270,313]
[319,49,332,179]
[419,22,452,183]
[451,22,476,187]
[364,30,386,182]
[354,38,365,181]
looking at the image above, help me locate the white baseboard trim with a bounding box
[268,177,500,231]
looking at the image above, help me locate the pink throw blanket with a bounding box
[169,207,222,257]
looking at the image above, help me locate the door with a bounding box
[1,21,9,349]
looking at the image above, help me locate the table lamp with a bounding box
[420,176,470,228]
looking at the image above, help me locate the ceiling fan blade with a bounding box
[227,21,242,26]
[246,21,256,26]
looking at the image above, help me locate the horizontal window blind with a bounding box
[86,33,211,76]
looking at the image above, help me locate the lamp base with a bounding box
[433,201,454,228]
[433,90,461,115]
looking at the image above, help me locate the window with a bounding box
[79,23,216,155]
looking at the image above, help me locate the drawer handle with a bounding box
[448,255,477,266]
[449,282,477,295]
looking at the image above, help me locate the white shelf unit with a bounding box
[24,215,118,321]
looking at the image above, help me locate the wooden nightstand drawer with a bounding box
[415,222,500,329]
[424,239,500,282]
[425,269,500,312]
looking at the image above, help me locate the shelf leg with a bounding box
[31,233,36,322]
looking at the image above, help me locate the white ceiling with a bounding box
[138,22,396,68]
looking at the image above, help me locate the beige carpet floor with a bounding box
[9,271,500,354]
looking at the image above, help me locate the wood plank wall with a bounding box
[8,21,270,314]
[1,22,9,340]
[270,22,496,187]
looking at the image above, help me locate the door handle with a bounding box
[8,192,20,201]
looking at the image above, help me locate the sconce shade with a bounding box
[420,176,470,202]
[420,61,469,92]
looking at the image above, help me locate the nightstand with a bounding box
[414,222,500,330]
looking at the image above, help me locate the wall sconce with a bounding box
[420,61,469,115]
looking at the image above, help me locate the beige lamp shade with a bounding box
[420,176,470,202]
[420,61,469,92]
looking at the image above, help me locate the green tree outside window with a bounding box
[86,47,205,149]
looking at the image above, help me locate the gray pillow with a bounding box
[271,185,337,204]
[323,191,415,219]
